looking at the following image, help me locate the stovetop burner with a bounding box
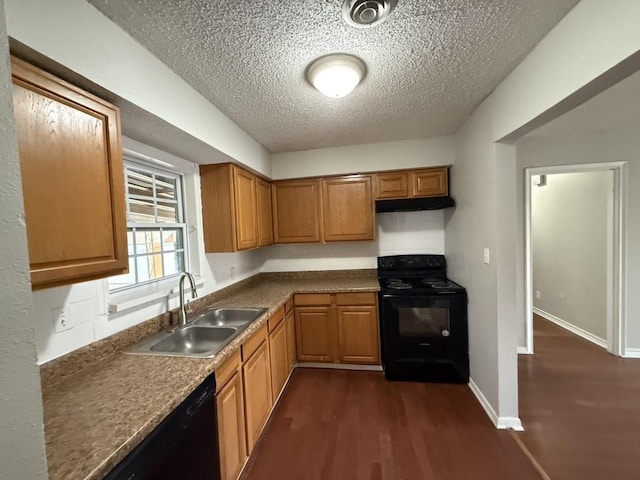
[386,279,413,290]
[421,279,457,289]
[378,255,466,296]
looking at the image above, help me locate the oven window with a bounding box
[398,307,450,337]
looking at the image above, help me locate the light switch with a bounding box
[483,248,490,265]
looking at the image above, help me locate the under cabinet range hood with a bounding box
[375,196,456,213]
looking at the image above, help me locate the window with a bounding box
[108,160,187,291]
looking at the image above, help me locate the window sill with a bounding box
[107,277,205,314]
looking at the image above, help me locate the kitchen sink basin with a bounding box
[125,307,267,358]
[191,307,267,328]
[149,326,237,355]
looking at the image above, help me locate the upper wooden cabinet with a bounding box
[412,168,448,197]
[374,167,448,200]
[200,164,267,252]
[256,177,273,247]
[233,167,258,250]
[272,179,322,243]
[11,57,128,289]
[322,176,374,242]
[374,172,410,199]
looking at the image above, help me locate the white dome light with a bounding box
[307,54,366,98]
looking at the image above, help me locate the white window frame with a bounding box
[108,156,189,292]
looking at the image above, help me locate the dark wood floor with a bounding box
[517,315,640,480]
[242,368,541,480]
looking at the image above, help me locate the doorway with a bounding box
[523,163,626,356]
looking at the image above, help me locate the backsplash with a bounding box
[262,210,445,272]
[32,249,266,364]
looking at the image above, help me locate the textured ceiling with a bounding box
[87,0,579,153]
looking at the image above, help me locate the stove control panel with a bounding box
[378,255,446,270]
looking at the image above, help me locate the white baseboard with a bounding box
[533,307,607,349]
[468,378,498,426]
[517,346,532,355]
[468,378,524,431]
[623,348,640,358]
[497,417,524,431]
[296,362,383,371]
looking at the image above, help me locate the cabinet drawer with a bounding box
[285,297,294,313]
[335,292,377,306]
[294,293,332,306]
[215,349,241,391]
[267,306,285,331]
[241,322,268,362]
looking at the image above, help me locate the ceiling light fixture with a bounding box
[307,54,366,99]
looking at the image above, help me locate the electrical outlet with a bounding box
[230,265,236,279]
[483,248,490,265]
[535,290,541,300]
[52,307,72,333]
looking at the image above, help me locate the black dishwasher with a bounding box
[105,372,220,480]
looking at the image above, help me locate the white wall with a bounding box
[532,171,612,340]
[271,136,454,180]
[518,131,640,351]
[4,0,271,176]
[445,0,640,426]
[32,138,267,364]
[0,0,48,476]
[263,210,445,272]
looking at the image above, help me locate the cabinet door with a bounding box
[233,167,258,250]
[243,341,273,452]
[411,168,448,197]
[272,179,322,243]
[269,320,289,399]
[322,176,374,242]
[374,172,410,199]
[337,306,380,364]
[216,373,247,480]
[285,309,297,370]
[295,306,335,362]
[256,177,273,247]
[11,57,127,289]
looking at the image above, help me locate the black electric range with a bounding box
[377,254,469,383]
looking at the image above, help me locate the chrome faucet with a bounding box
[178,272,198,327]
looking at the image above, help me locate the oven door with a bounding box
[380,293,468,361]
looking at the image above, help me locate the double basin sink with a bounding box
[126,307,268,358]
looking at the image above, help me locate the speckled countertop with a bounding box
[41,274,379,480]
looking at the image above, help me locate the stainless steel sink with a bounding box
[191,307,268,328]
[149,326,237,355]
[125,307,267,358]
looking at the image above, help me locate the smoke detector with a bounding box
[342,0,398,28]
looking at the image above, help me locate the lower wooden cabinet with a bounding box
[213,292,378,480]
[295,292,380,365]
[268,319,289,399]
[337,306,380,364]
[243,340,273,451]
[285,308,297,369]
[295,306,336,363]
[216,372,247,480]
